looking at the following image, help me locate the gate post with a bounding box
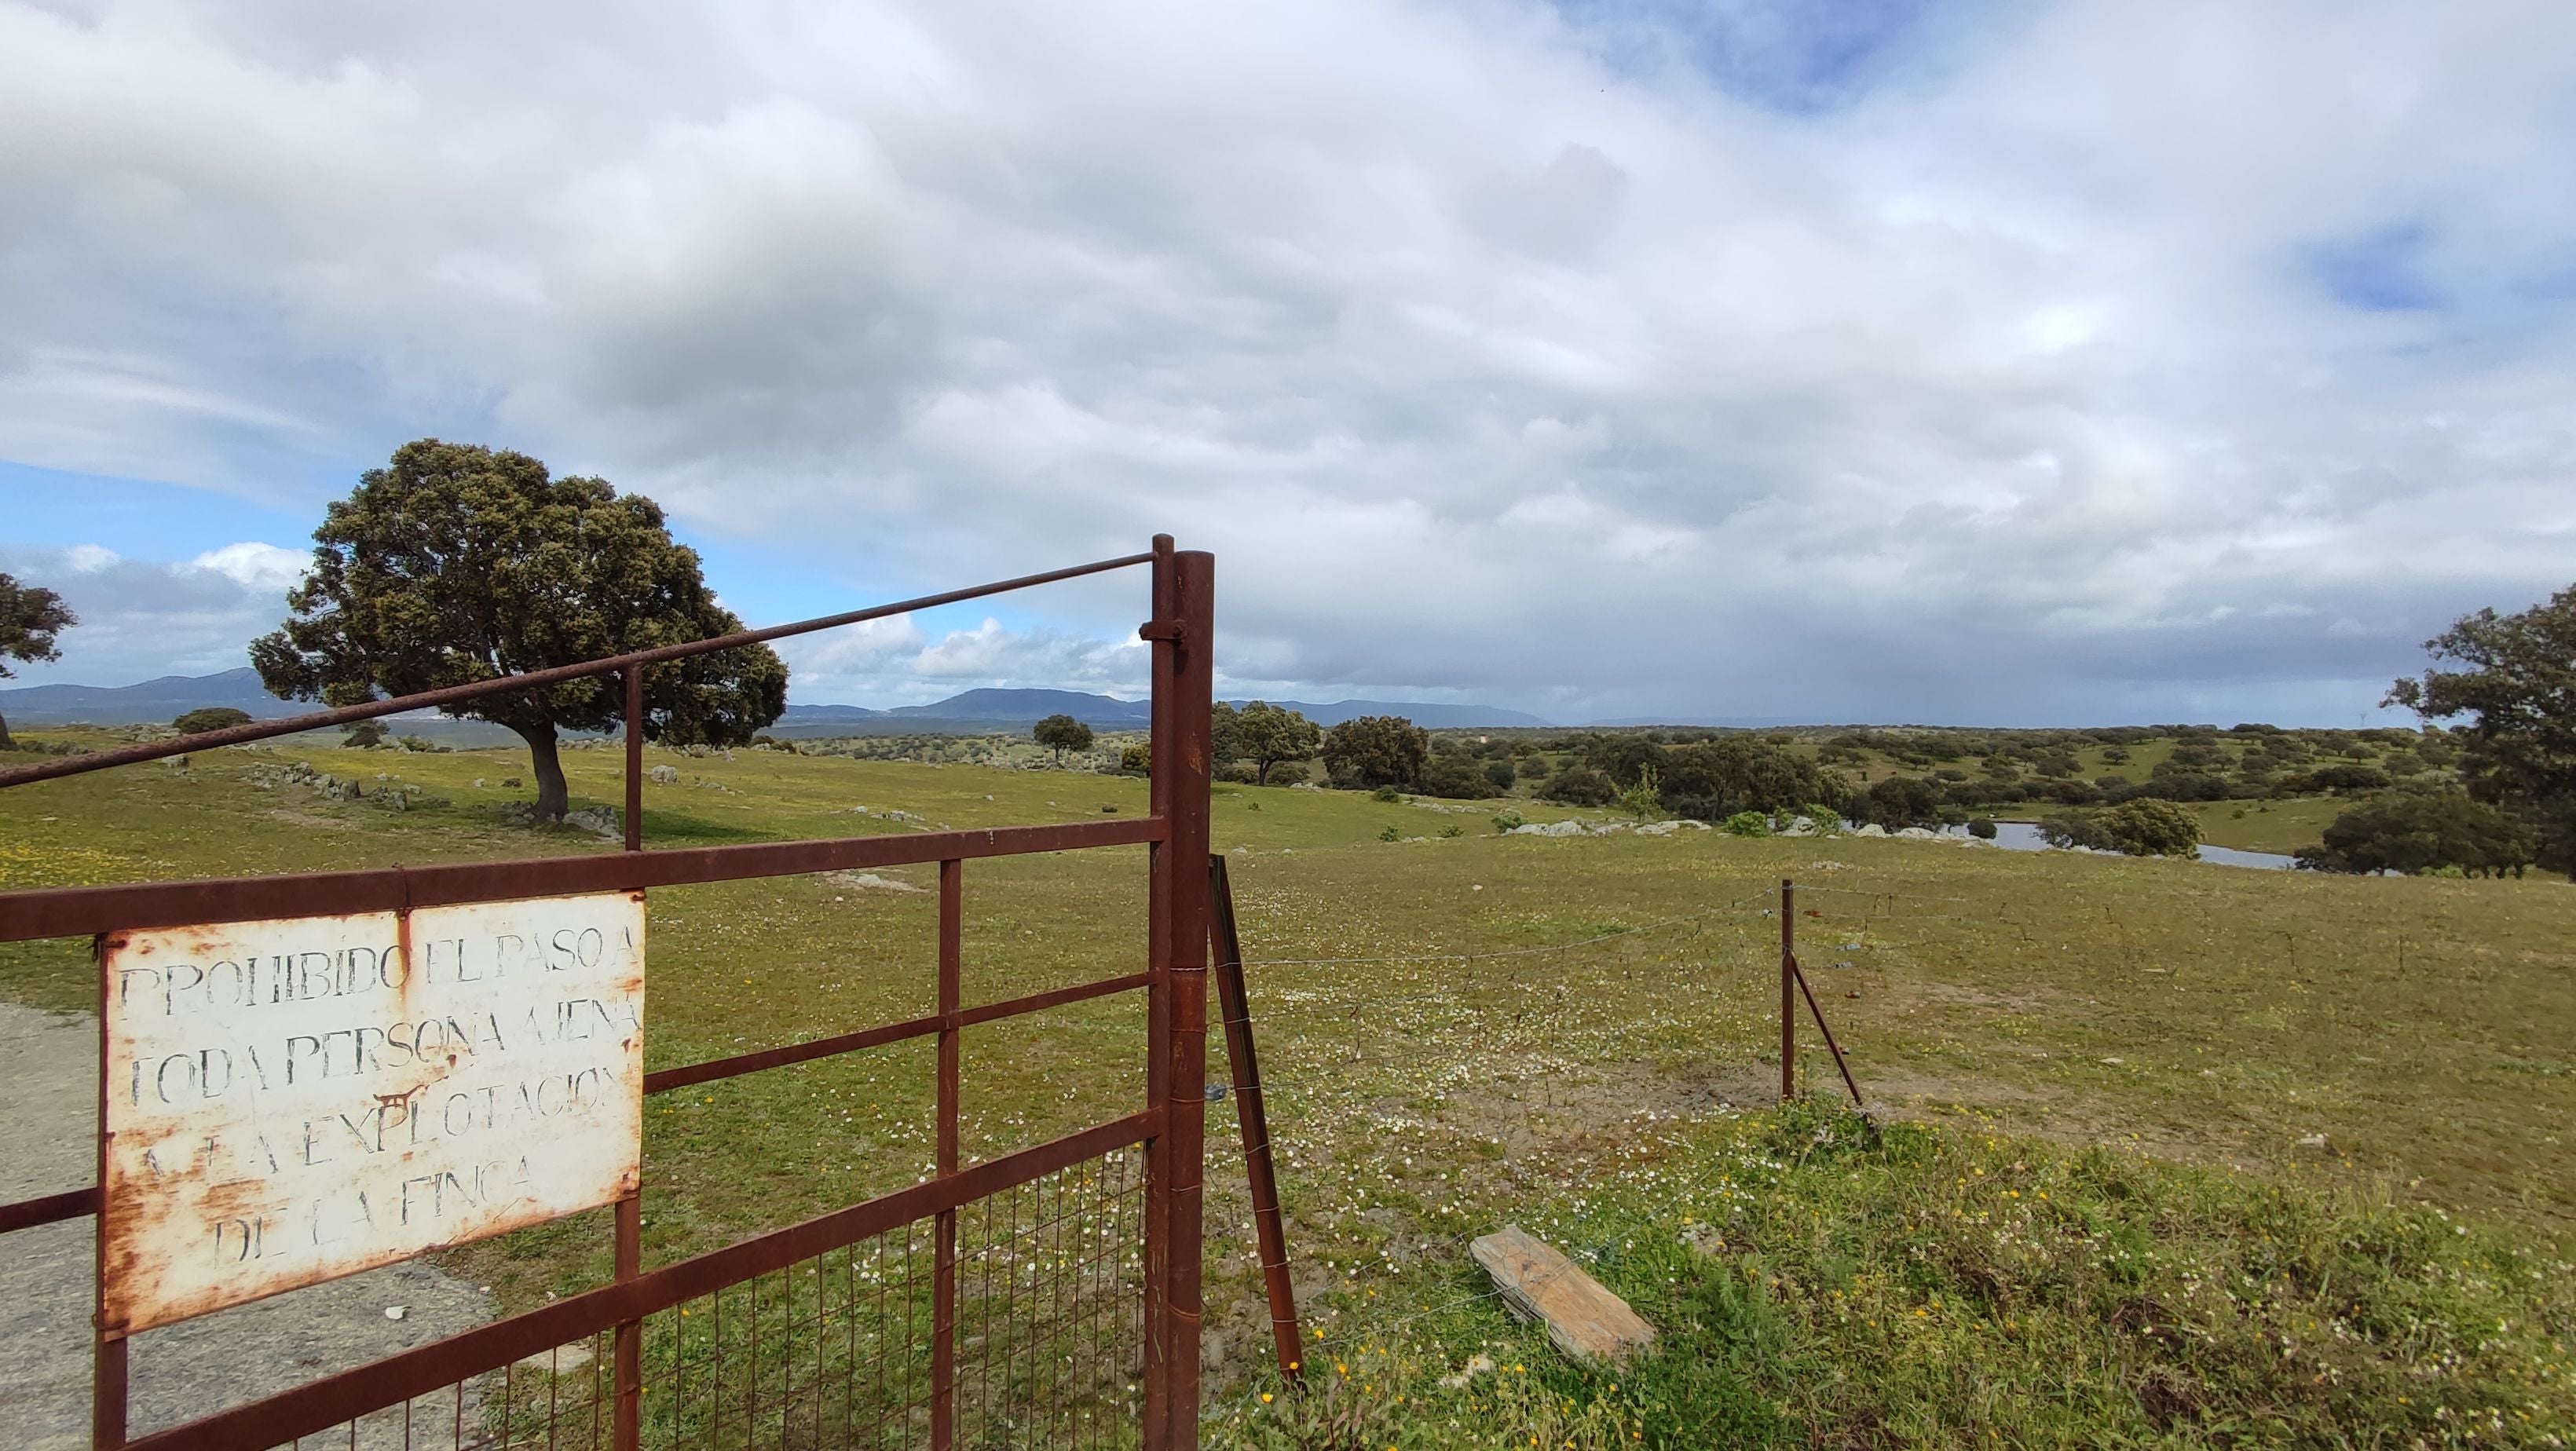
[1142,539,1213,1449]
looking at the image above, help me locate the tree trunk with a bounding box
[0,707,14,752]
[512,720,569,821]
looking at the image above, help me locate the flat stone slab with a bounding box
[1469,1225,1656,1365]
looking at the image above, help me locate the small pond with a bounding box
[1941,819,2296,870]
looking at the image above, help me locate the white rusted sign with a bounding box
[99,892,646,1332]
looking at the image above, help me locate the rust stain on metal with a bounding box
[98,891,646,1334]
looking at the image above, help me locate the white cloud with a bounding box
[0,542,303,685]
[3,1,2573,722]
[188,540,306,592]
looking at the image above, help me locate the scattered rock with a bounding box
[1894,826,1940,840]
[2296,1134,2332,1152]
[383,1306,406,1321]
[825,872,926,895]
[1854,824,1889,838]
[564,807,623,840]
[648,765,679,784]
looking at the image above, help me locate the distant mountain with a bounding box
[0,667,298,725]
[892,688,1151,726]
[0,671,1553,735]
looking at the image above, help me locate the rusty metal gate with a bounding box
[0,538,1221,1449]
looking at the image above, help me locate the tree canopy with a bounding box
[0,572,77,751]
[252,439,787,821]
[174,707,254,736]
[1230,701,1321,785]
[2295,792,2536,877]
[2036,799,2201,857]
[1321,715,1428,790]
[2387,583,2576,872]
[1033,713,1094,762]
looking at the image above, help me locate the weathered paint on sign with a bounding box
[98,892,646,1333]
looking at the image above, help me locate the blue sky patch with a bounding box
[2304,223,2443,312]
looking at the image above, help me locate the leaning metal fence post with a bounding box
[1207,854,1304,1380]
[1780,879,1796,1102]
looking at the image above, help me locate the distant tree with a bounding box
[1419,750,1502,800]
[1520,755,1552,780]
[1034,713,1094,762]
[0,572,78,751]
[1967,816,1999,840]
[1209,701,1242,772]
[2279,764,2392,796]
[1231,701,1321,785]
[343,720,389,749]
[1535,763,1616,806]
[2387,584,2576,872]
[2296,793,2537,877]
[1321,715,1429,790]
[2037,799,2201,857]
[174,707,254,736]
[1853,776,1941,831]
[252,440,786,821]
[1582,734,1671,789]
[1483,757,1517,790]
[1659,738,1841,820]
[1117,742,1151,775]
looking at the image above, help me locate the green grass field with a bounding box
[3,731,2570,1446]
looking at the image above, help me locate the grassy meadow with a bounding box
[2,728,2571,1446]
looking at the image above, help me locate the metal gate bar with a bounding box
[0,538,1217,1449]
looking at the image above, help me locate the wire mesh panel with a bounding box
[956,1148,1145,1449]
[249,1147,1144,1451]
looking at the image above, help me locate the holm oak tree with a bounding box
[252,440,786,821]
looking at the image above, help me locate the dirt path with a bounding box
[0,1002,494,1449]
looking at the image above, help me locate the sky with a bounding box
[2,1,2572,727]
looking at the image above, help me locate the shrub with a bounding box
[1967,816,1998,839]
[1721,810,1770,837]
[1520,755,1551,779]
[1215,762,1260,784]
[174,707,254,736]
[1370,784,1403,802]
[1438,824,1463,839]
[1483,758,1517,790]
[1491,809,1526,833]
[1376,824,1401,842]
[1115,743,1151,776]
[1264,760,1309,787]
[342,720,387,748]
[1615,766,1663,820]
[1536,765,1615,806]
